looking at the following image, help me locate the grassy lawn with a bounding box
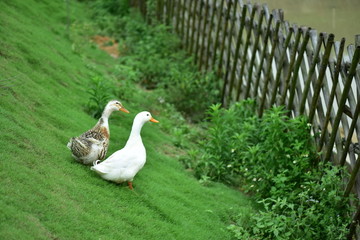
[0,0,254,239]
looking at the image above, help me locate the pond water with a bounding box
[254,0,360,44]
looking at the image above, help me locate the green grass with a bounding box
[0,0,254,239]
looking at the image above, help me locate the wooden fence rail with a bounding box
[133,0,360,237]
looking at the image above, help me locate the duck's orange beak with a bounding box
[119,107,130,113]
[150,117,159,123]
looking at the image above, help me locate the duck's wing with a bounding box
[81,118,108,141]
[68,137,92,158]
[68,137,104,158]
[98,140,109,160]
[81,127,106,141]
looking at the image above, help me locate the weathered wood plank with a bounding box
[223,5,247,106]
[324,45,360,163]
[252,12,273,99]
[258,20,281,117]
[244,9,265,99]
[280,27,302,105]
[210,0,226,70]
[299,32,324,115]
[235,4,258,101]
[308,34,335,122]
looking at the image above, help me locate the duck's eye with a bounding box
[147,114,149,116]
[116,102,120,105]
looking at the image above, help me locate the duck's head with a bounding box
[136,111,159,124]
[107,100,129,113]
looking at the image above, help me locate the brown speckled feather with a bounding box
[80,118,109,141]
[68,117,110,163]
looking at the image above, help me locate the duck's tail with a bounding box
[90,160,102,172]
[90,160,105,174]
[66,138,74,149]
[93,160,101,166]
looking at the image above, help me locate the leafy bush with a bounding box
[185,100,354,239]
[188,100,257,183]
[120,14,182,88]
[164,61,221,122]
[189,101,316,195]
[86,76,113,118]
[90,0,130,17]
[88,0,130,40]
[117,10,220,121]
[228,164,353,240]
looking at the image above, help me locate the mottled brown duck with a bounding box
[67,100,129,165]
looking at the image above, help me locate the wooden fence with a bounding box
[132,0,360,237]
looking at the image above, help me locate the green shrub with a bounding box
[121,16,182,88]
[186,100,353,239]
[88,0,130,39]
[164,63,221,122]
[86,76,113,118]
[240,107,317,198]
[190,100,258,184]
[190,102,316,195]
[90,0,130,17]
[228,164,353,240]
[118,10,220,121]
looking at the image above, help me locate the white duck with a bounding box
[67,100,129,165]
[91,111,159,189]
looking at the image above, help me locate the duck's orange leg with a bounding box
[127,181,133,190]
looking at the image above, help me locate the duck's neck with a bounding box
[126,120,144,146]
[102,106,114,119]
[98,116,109,129]
[98,107,113,129]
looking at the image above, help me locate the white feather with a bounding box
[91,111,158,186]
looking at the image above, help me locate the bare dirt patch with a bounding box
[92,35,120,58]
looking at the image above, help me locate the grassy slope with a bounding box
[0,1,253,239]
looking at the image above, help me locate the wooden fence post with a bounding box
[204,0,218,71]
[189,0,199,54]
[184,0,193,48]
[299,33,324,115]
[175,0,181,32]
[198,0,210,70]
[340,99,360,167]
[244,9,265,99]
[216,0,234,76]
[323,45,360,163]
[269,27,293,106]
[317,38,346,151]
[308,34,335,122]
[235,5,257,101]
[180,0,186,38]
[252,13,274,99]
[286,28,311,114]
[222,0,239,80]
[280,27,302,105]
[210,0,226,70]
[348,203,360,240]
[223,5,247,106]
[194,0,205,63]
[157,0,164,22]
[258,20,281,117]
